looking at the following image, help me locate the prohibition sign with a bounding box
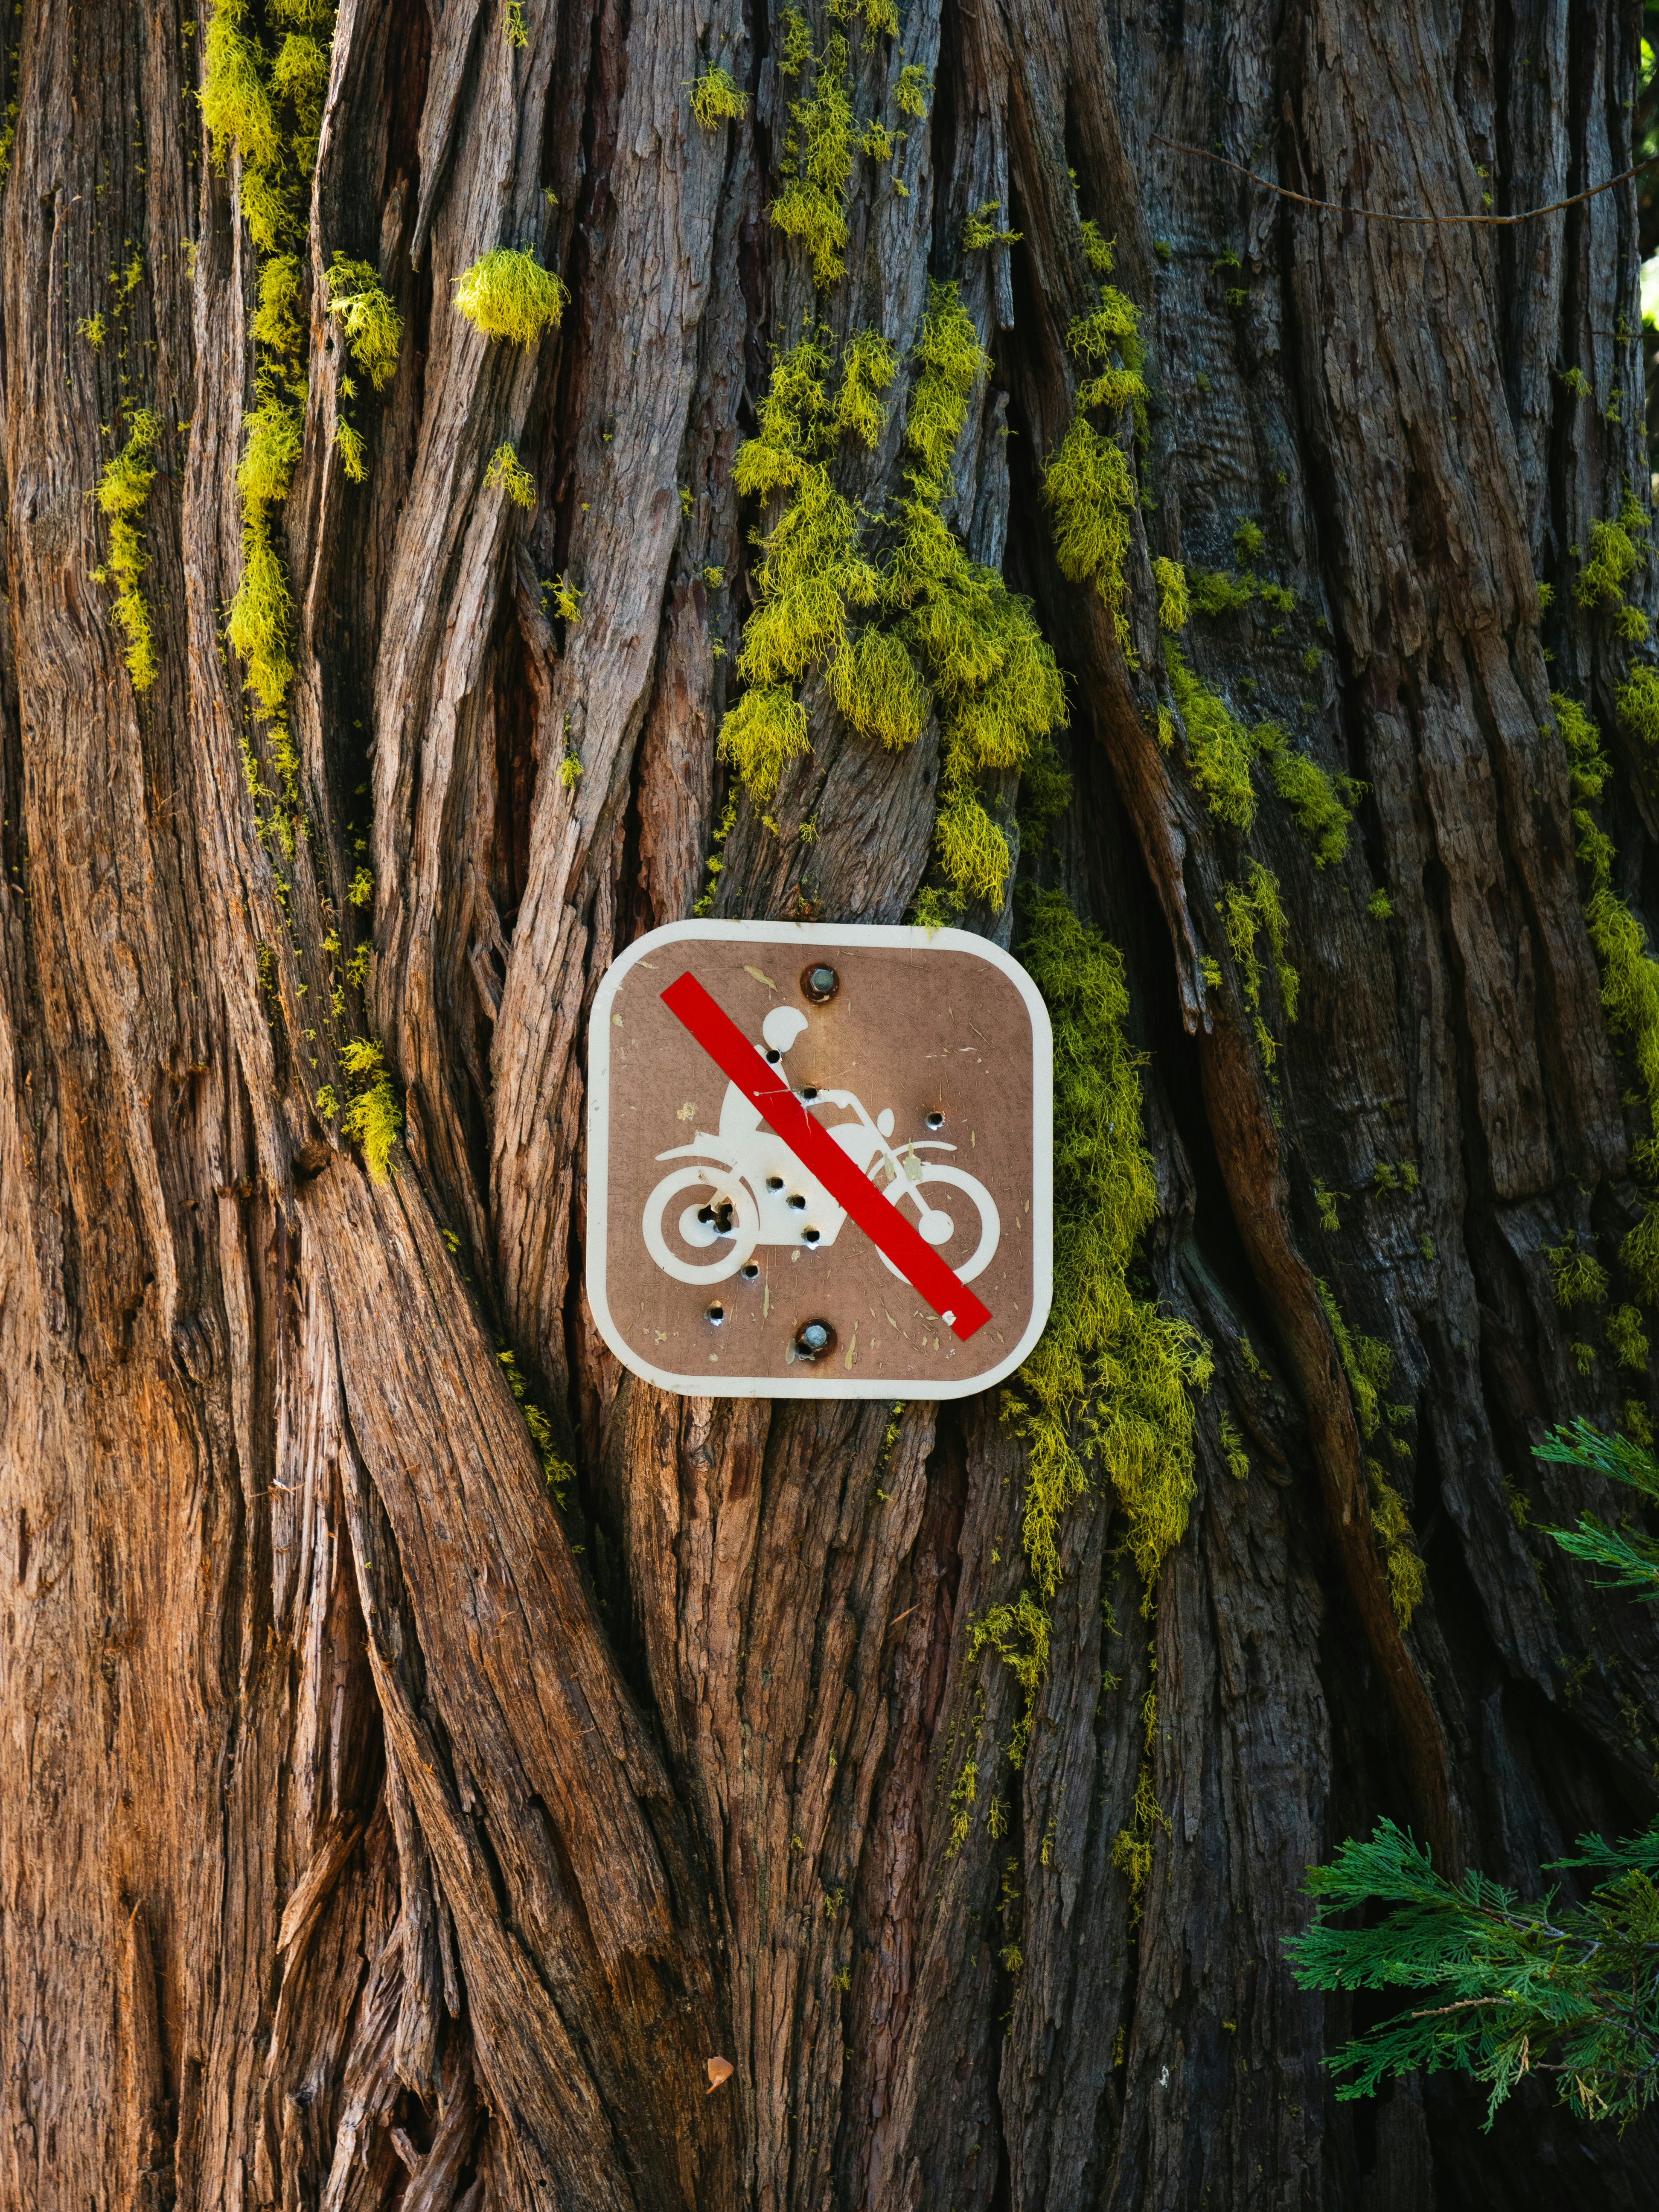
[660,971,992,1341]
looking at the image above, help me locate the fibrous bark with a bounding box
[4,3,1659,2209]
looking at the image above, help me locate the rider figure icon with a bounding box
[642,1001,1000,1287]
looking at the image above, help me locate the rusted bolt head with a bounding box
[793,1318,837,1361]
[800,963,840,1004]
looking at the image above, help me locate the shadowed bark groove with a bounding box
[4,3,1659,2209]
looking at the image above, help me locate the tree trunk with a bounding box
[4,1,1658,2207]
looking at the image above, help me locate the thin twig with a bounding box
[1408,1996,1511,2020]
[1151,134,1659,229]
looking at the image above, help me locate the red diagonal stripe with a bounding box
[660,972,991,1342]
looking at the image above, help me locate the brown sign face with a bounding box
[586,923,1052,1398]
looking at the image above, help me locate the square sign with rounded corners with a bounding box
[586,921,1052,1398]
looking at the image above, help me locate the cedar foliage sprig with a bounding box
[1289,1418,1659,2127]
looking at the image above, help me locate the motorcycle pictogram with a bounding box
[642,1004,1001,1286]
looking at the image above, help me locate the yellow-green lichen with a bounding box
[894,64,929,118]
[1044,415,1136,646]
[690,64,747,128]
[324,254,402,389]
[484,441,536,508]
[91,410,160,692]
[963,201,1021,251]
[1219,859,1298,1068]
[1617,665,1659,751]
[453,248,568,346]
[1164,642,1259,830]
[717,293,1065,911]
[338,1037,402,1182]
[1153,556,1188,632]
[1544,1238,1610,1309]
[1003,895,1211,1598]
[1315,1276,1423,1626]
[771,33,856,286]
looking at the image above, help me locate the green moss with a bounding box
[503,0,527,45]
[1003,895,1211,1597]
[721,293,1063,914]
[1554,692,1611,795]
[1164,643,1259,830]
[77,311,107,349]
[1257,725,1352,865]
[338,1038,402,1182]
[771,33,856,286]
[271,29,329,163]
[1578,516,1648,641]
[1233,518,1265,565]
[1188,568,1254,616]
[484,441,536,508]
[327,418,361,480]
[453,248,568,346]
[690,63,747,126]
[1314,1180,1342,1233]
[92,410,160,692]
[1315,1277,1391,1439]
[1368,888,1394,920]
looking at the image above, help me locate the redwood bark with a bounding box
[4,3,1658,2209]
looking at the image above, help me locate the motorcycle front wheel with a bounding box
[877,1164,1001,1284]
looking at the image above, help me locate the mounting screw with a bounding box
[800,963,840,1004]
[793,1317,837,1362]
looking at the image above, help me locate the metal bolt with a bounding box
[793,1318,837,1361]
[800,963,840,1004]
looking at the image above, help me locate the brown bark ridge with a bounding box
[3,1,1658,2207]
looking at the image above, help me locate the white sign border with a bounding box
[585,920,1054,1400]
